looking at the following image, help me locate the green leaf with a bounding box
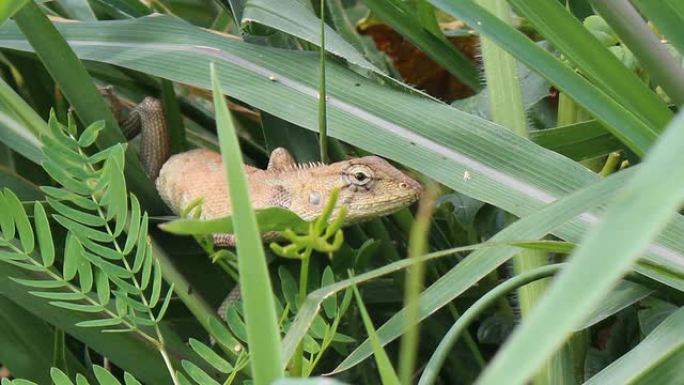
[428,0,662,156]
[181,361,220,385]
[0,251,27,261]
[508,0,672,129]
[50,301,105,313]
[54,215,112,242]
[530,121,622,161]
[149,261,162,307]
[160,207,309,236]
[0,190,15,240]
[95,268,111,305]
[78,120,105,147]
[79,237,123,261]
[78,256,94,292]
[63,232,82,281]
[352,285,400,385]
[154,285,174,322]
[189,338,234,373]
[46,198,106,227]
[5,188,34,253]
[139,247,153,290]
[33,202,54,267]
[475,113,684,385]
[577,281,653,330]
[211,63,283,384]
[10,277,68,289]
[208,317,243,351]
[633,0,684,57]
[511,240,575,254]
[321,267,336,319]
[132,213,149,272]
[42,160,92,195]
[122,372,142,385]
[29,291,87,301]
[93,365,122,385]
[0,0,29,26]
[2,15,684,284]
[50,368,75,385]
[122,194,141,255]
[242,0,381,76]
[41,186,97,210]
[74,374,89,385]
[76,318,123,328]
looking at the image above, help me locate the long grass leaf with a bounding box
[1,16,684,282]
[475,111,684,385]
[211,63,283,384]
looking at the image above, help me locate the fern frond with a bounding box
[0,365,144,385]
[0,111,174,343]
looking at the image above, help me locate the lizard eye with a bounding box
[346,165,374,186]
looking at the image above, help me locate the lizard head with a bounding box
[315,156,423,223]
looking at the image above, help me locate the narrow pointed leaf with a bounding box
[33,202,54,267]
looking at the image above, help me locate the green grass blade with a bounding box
[507,0,672,130]
[2,16,684,282]
[428,0,660,156]
[475,0,562,382]
[418,264,562,385]
[210,63,283,384]
[352,285,401,385]
[591,0,684,106]
[475,111,684,385]
[0,0,28,26]
[241,0,381,75]
[530,121,622,161]
[331,167,631,372]
[632,0,684,57]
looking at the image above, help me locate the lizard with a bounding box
[108,92,423,312]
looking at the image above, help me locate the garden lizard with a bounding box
[116,96,424,242]
[111,93,423,315]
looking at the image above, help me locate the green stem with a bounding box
[318,0,328,164]
[292,247,312,377]
[398,183,437,385]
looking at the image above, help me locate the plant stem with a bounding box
[398,182,437,385]
[318,0,328,164]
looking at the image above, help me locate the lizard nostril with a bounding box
[399,182,408,189]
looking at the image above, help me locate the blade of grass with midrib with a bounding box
[476,111,684,385]
[210,64,283,385]
[0,16,683,284]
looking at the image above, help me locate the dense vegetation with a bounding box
[0,0,683,384]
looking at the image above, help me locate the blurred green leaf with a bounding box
[530,121,623,161]
[211,63,283,384]
[160,207,308,236]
